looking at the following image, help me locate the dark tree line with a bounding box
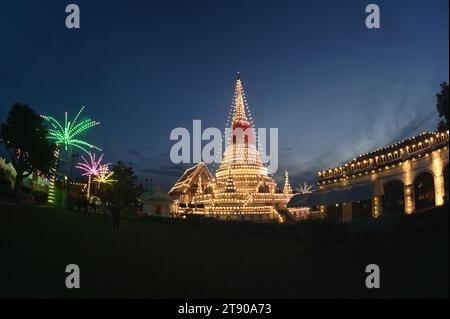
[436,81,449,131]
[99,161,144,206]
[0,103,57,192]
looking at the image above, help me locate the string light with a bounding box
[319,130,449,183]
[41,106,101,154]
[47,147,60,204]
[283,170,292,195]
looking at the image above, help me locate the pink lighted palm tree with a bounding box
[76,152,111,198]
[76,152,109,177]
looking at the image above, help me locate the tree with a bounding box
[436,81,449,131]
[103,161,142,206]
[0,103,57,192]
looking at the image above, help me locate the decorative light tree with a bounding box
[93,165,116,189]
[41,106,101,154]
[296,182,314,194]
[76,152,110,198]
[47,147,61,204]
[42,106,101,194]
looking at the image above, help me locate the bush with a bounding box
[32,190,48,204]
[0,179,13,191]
[0,182,17,201]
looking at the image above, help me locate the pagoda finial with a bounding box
[232,74,249,126]
[236,71,240,80]
[283,170,293,195]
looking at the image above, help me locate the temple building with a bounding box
[141,186,173,218]
[169,75,293,221]
[288,131,449,222]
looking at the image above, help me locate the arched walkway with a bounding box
[414,172,435,211]
[383,180,405,214]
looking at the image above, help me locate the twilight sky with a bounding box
[0,0,448,190]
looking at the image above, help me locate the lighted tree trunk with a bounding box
[87,175,91,198]
[13,169,24,193]
[65,146,73,191]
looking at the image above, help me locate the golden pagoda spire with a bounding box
[232,73,249,127]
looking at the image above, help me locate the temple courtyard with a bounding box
[0,202,448,298]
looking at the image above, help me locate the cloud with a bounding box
[127,149,141,156]
[290,171,318,188]
[386,109,437,145]
[126,148,149,162]
[139,168,183,177]
[159,151,170,158]
[125,161,136,167]
[139,164,188,177]
[158,164,185,172]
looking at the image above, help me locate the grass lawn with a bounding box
[0,202,448,298]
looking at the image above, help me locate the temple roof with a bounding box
[168,162,214,195]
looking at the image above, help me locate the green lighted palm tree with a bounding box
[41,106,101,154]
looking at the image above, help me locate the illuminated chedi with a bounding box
[169,75,293,221]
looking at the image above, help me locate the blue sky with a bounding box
[0,0,448,190]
